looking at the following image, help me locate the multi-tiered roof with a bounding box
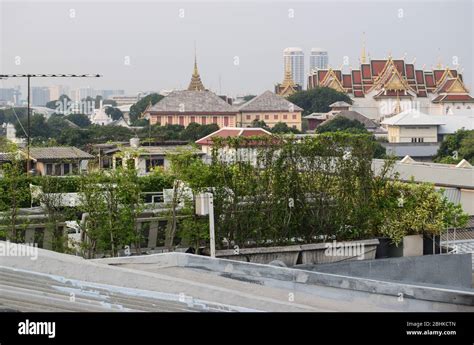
[308,57,474,103]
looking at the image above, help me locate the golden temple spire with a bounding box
[188,45,206,91]
[361,32,367,64]
[282,58,296,88]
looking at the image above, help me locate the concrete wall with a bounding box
[297,253,473,289]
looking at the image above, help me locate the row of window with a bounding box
[411,137,425,143]
[155,116,230,126]
[245,114,298,121]
[45,163,78,176]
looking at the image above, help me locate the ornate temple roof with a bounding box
[308,56,473,103]
[187,54,205,91]
[275,60,300,97]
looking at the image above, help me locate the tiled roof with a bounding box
[331,110,378,129]
[238,90,303,112]
[149,90,236,113]
[105,145,203,156]
[27,147,94,161]
[329,101,351,108]
[381,110,446,126]
[195,127,273,145]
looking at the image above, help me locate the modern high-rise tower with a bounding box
[283,47,305,88]
[310,48,329,71]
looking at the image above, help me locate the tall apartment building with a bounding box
[310,48,329,71]
[31,87,51,106]
[283,47,305,88]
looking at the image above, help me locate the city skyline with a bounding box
[0,1,472,97]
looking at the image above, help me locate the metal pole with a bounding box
[208,193,216,258]
[27,75,31,175]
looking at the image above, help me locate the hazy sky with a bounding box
[0,0,472,97]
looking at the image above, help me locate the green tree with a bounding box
[251,119,269,130]
[105,107,124,121]
[287,87,353,116]
[316,117,367,134]
[66,113,91,128]
[129,93,164,124]
[435,129,474,164]
[271,122,299,134]
[180,123,219,141]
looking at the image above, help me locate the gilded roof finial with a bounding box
[361,32,367,64]
[436,48,442,69]
[188,44,206,91]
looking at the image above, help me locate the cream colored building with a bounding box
[238,91,303,131]
[382,109,445,143]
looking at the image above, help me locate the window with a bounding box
[255,115,260,120]
[246,115,251,120]
[46,163,53,176]
[115,158,122,169]
[274,114,278,120]
[292,114,297,120]
[179,116,184,126]
[201,116,206,125]
[264,114,269,120]
[213,116,218,124]
[224,116,229,126]
[283,114,288,120]
[190,116,196,123]
[63,163,70,175]
[145,158,164,172]
[167,116,173,125]
[54,164,61,176]
[156,116,161,125]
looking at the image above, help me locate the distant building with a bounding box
[310,48,329,71]
[90,107,113,126]
[148,90,237,128]
[100,89,125,99]
[382,109,446,143]
[382,109,474,144]
[196,127,274,164]
[31,87,50,106]
[48,85,69,101]
[283,47,305,88]
[317,110,382,133]
[195,127,273,154]
[238,90,303,130]
[0,88,18,104]
[104,138,204,175]
[110,95,140,106]
[25,147,94,176]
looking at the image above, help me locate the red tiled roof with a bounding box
[195,128,273,145]
[406,64,415,79]
[415,70,424,84]
[342,74,352,88]
[361,64,371,79]
[352,70,362,84]
[433,70,445,83]
[425,74,435,87]
[370,60,386,76]
[393,60,405,75]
